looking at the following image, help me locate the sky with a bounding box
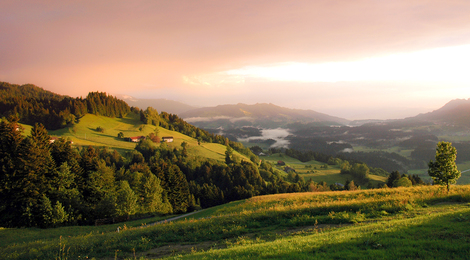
[2,0,470,120]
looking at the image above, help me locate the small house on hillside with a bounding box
[129,136,146,142]
[162,136,174,143]
[49,136,59,143]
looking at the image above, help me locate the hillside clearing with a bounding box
[263,153,387,186]
[44,113,249,163]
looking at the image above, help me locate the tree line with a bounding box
[0,82,130,130]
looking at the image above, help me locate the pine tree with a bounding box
[115,181,138,216]
[164,165,190,213]
[0,118,25,226]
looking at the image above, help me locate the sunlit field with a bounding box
[3,185,470,259]
[263,153,387,185]
[41,113,249,163]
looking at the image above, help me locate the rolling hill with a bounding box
[46,112,249,163]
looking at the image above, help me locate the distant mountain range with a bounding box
[179,103,350,128]
[114,94,470,130]
[115,94,196,115]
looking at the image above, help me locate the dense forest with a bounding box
[0,118,328,228]
[0,82,130,130]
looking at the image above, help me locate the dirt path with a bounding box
[143,209,207,228]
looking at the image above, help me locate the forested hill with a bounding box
[0,82,130,129]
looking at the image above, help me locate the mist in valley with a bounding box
[237,128,291,148]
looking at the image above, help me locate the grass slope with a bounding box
[44,113,249,163]
[2,185,470,259]
[263,153,387,186]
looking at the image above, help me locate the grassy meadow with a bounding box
[3,185,470,259]
[37,113,250,163]
[263,153,387,186]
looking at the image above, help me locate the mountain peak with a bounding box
[412,98,470,126]
[439,98,470,112]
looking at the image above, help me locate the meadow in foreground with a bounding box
[2,185,470,259]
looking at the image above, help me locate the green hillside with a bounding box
[3,185,470,259]
[46,113,249,162]
[263,153,387,186]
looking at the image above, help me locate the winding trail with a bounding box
[142,209,207,228]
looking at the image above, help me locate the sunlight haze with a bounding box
[1,0,470,120]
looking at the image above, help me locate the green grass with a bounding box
[43,113,249,163]
[164,204,470,260]
[0,214,170,249]
[263,153,387,185]
[3,185,470,259]
[184,200,247,220]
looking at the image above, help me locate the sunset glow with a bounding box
[224,45,470,83]
[2,0,470,119]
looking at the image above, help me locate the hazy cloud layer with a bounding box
[2,1,470,119]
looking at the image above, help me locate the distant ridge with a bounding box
[115,94,196,115]
[180,103,349,126]
[411,98,470,127]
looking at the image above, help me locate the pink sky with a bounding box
[2,0,470,119]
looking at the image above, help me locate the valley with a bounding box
[180,100,470,184]
[3,2,470,259]
[1,82,470,259]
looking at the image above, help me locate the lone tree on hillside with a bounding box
[428,141,461,192]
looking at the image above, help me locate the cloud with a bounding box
[2,1,470,119]
[221,44,470,84]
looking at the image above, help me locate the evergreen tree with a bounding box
[115,181,138,216]
[387,171,401,188]
[163,165,190,213]
[14,124,56,224]
[138,172,172,214]
[0,118,24,226]
[225,146,233,165]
